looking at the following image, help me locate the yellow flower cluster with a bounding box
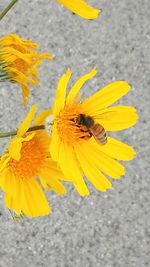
[0,34,52,106]
[0,1,138,218]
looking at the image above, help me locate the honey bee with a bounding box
[75,114,107,145]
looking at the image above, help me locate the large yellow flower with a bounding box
[57,0,100,19]
[0,105,66,217]
[49,68,138,196]
[0,34,52,106]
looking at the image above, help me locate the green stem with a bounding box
[0,0,18,21]
[0,125,45,138]
[0,130,17,138]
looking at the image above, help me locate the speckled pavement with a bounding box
[0,1,149,266]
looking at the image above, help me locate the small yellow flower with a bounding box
[57,0,100,19]
[49,68,138,196]
[0,34,52,106]
[0,105,66,217]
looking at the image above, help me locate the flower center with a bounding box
[8,136,46,180]
[56,103,92,145]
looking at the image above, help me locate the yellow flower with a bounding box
[49,68,138,196]
[0,34,52,106]
[0,105,66,217]
[57,0,100,19]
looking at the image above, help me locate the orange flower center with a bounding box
[56,103,92,145]
[8,136,46,180]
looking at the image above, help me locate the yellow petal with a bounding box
[39,52,52,60]
[75,144,112,191]
[8,133,35,161]
[4,178,50,217]
[83,81,131,111]
[66,68,97,104]
[39,168,67,195]
[22,179,50,217]
[95,137,136,161]
[22,84,30,107]
[53,69,72,116]
[44,158,70,182]
[23,132,35,141]
[94,106,138,131]
[43,158,65,178]
[4,178,24,214]
[79,140,125,179]
[34,109,52,126]
[17,104,37,137]
[8,137,22,161]
[5,194,22,216]
[0,169,19,197]
[0,155,10,172]
[58,141,89,196]
[57,0,100,19]
[50,123,61,162]
[0,170,9,191]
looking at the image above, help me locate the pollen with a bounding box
[8,136,46,180]
[56,103,91,144]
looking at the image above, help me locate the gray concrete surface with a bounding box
[0,0,149,266]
